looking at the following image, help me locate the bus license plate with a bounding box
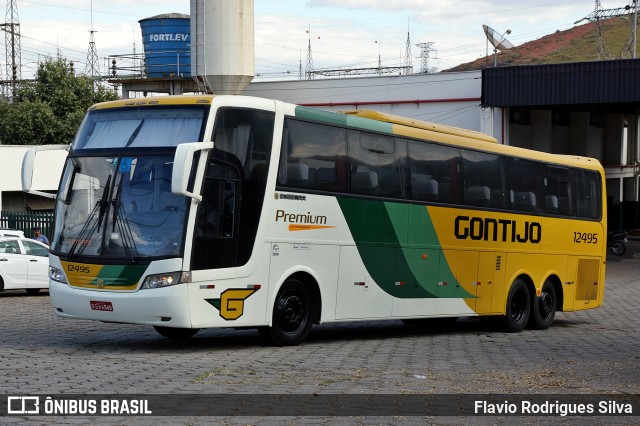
[90,301,113,312]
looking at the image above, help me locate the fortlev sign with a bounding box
[148,33,189,42]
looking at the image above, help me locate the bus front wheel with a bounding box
[529,280,557,330]
[504,279,531,332]
[154,326,199,339]
[260,279,313,346]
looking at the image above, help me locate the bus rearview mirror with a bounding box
[171,141,214,202]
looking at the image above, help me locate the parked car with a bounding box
[0,228,25,238]
[0,237,49,294]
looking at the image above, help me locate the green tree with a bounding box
[0,57,119,145]
[0,100,56,145]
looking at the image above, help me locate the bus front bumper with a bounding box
[49,280,193,328]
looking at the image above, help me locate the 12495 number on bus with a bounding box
[573,232,598,244]
[67,264,91,274]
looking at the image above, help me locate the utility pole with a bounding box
[403,22,413,75]
[305,26,314,80]
[85,0,100,77]
[575,0,639,59]
[416,42,435,74]
[3,0,21,97]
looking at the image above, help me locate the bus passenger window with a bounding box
[463,150,506,208]
[575,170,601,219]
[278,119,347,192]
[545,165,571,215]
[408,141,461,204]
[348,131,406,198]
[508,158,542,212]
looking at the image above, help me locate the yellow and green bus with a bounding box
[23,95,606,345]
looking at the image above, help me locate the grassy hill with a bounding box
[446,15,640,71]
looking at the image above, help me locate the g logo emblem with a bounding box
[206,288,258,320]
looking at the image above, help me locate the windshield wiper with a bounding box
[96,174,112,229]
[111,175,138,263]
[67,174,112,260]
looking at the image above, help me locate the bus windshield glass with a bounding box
[52,155,188,260]
[73,107,207,150]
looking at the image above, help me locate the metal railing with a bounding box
[0,210,54,240]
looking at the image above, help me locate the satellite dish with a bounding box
[483,24,514,67]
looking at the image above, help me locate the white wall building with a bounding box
[0,146,67,212]
[245,71,484,132]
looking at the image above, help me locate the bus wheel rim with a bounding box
[511,290,527,321]
[277,293,305,333]
[540,291,553,318]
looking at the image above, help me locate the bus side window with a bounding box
[348,131,406,198]
[408,140,461,204]
[508,158,543,212]
[278,119,347,193]
[462,150,507,208]
[575,169,601,219]
[545,165,571,215]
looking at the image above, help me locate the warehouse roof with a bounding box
[481,59,640,114]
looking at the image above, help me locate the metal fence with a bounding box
[0,211,54,240]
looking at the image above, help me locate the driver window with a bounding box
[192,161,240,270]
[197,179,237,239]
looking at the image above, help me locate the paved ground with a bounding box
[0,245,639,425]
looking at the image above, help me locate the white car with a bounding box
[0,228,25,238]
[0,237,50,294]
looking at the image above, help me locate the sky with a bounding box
[5,0,633,81]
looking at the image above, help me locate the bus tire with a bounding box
[504,279,531,332]
[153,326,199,339]
[529,280,557,330]
[260,279,313,346]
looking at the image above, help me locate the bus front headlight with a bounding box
[141,271,191,289]
[49,266,68,283]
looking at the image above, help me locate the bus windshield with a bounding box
[52,155,188,260]
[72,107,207,150]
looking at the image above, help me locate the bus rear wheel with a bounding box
[504,279,531,332]
[259,279,313,346]
[529,281,557,330]
[154,326,199,339]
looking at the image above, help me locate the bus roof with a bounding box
[90,95,215,110]
[338,109,602,172]
[85,95,603,173]
[341,110,498,144]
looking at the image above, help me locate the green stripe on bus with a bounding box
[337,197,473,299]
[345,115,393,134]
[294,106,393,134]
[98,264,147,287]
[295,106,348,126]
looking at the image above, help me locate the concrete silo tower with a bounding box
[191,0,254,95]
